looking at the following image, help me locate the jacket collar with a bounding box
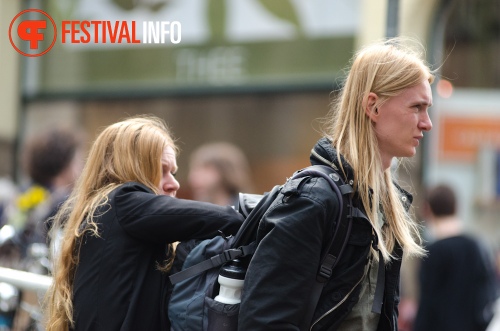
[309,137,413,206]
[310,137,355,183]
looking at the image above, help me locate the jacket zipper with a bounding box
[309,262,369,330]
[309,147,389,330]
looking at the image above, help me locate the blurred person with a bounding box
[238,37,433,330]
[0,128,83,268]
[18,127,84,247]
[0,129,84,331]
[414,184,498,331]
[188,142,253,207]
[171,142,254,274]
[44,116,243,331]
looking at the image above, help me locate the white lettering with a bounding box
[170,21,181,44]
[142,21,160,44]
[160,21,169,43]
[142,21,181,44]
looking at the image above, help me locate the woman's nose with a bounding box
[419,111,433,132]
[163,177,180,196]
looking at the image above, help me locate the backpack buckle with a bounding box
[317,254,337,282]
[223,248,243,262]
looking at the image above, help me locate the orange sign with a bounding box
[440,116,500,161]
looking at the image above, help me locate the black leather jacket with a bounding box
[71,182,243,331]
[238,138,412,331]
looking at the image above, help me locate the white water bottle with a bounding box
[214,259,246,304]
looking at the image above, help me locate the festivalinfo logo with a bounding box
[9,9,182,57]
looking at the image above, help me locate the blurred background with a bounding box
[0,0,499,328]
[2,0,498,242]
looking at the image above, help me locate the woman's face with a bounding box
[159,146,180,196]
[369,78,433,169]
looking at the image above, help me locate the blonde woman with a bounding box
[44,116,243,331]
[239,38,433,331]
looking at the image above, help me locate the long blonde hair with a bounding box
[326,38,434,262]
[44,115,177,331]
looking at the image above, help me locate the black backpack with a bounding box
[168,165,357,331]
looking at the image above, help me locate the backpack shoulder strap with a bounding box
[291,165,353,278]
[291,165,354,330]
[169,185,282,285]
[300,166,385,316]
[231,184,282,249]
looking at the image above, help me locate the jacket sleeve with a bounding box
[112,182,244,244]
[238,177,339,331]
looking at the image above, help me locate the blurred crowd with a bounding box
[0,128,83,264]
[0,128,499,331]
[0,127,84,329]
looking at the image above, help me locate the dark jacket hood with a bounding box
[310,137,413,205]
[310,137,355,183]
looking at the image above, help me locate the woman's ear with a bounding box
[364,92,379,122]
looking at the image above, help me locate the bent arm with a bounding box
[113,182,243,244]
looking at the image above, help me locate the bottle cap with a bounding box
[219,259,246,280]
